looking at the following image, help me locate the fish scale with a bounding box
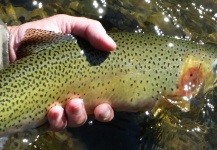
[0,29,216,135]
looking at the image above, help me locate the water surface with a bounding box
[0,0,217,150]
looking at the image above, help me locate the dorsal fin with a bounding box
[21,28,71,44]
[16,29,75,59]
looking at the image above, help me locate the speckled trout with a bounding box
[0,29,217,135]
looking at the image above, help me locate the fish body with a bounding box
[0,29,217,135]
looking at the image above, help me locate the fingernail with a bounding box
[101,107,111,121]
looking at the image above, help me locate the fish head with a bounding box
[159,55,217,113]
[178,56,209,97]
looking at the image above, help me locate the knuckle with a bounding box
[90,20,102,28]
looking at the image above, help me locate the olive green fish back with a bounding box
[0,30,217,135]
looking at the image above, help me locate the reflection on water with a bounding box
[2,129,87,150]
[2,112,140,150]
[1,0,217,42]
[0,0,217,150]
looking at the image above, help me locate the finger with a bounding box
[94,103,114,122]
[65,98,87,127]
[53,14,116,51]
[47,105,67,131]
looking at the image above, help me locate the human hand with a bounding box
[7,14,116,130]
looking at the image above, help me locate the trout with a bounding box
[0,29,217,135]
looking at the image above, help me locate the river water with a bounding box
[0,0,217,150]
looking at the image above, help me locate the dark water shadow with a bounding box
[68,112,141,150]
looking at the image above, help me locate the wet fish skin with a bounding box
[0,29,216,135]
